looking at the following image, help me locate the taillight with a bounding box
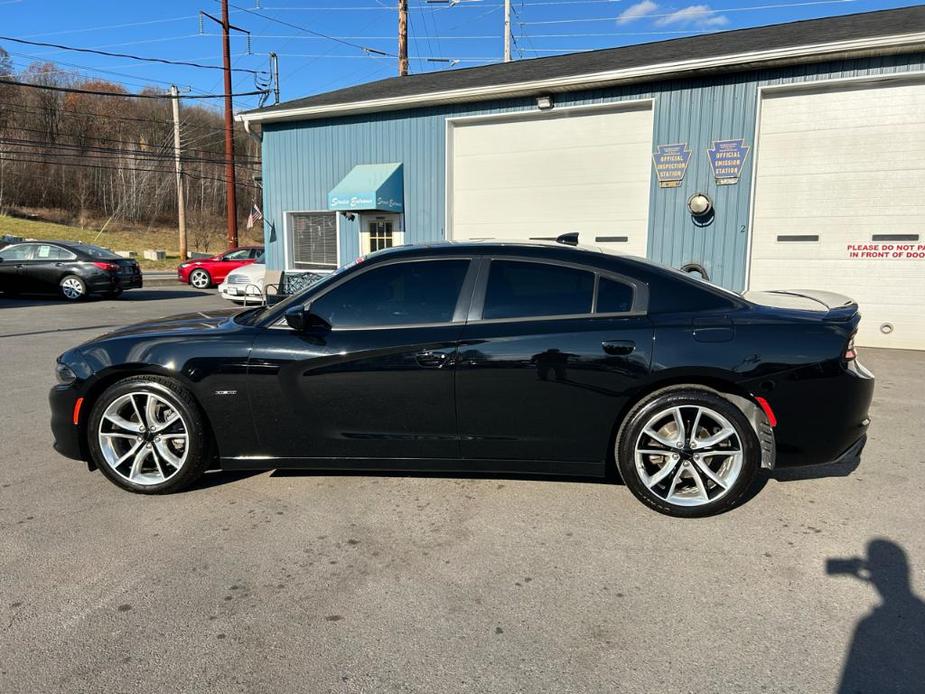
[93,261,118,272]
[844,335,857,361]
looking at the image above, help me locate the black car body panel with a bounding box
[50,242,873,477]
[0,240,142,296]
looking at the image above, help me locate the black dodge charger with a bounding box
[49,241,873,517]
[0,240,142,300]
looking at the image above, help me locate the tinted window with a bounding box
[483,260,594,320]
[649,275,737,313]
[34,244,76,261]
[310,259,469,328]
[72,244,120,259]
[597,277,634,313]
[224,249,252,260]
[0,244,34,261]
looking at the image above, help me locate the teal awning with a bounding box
[327,163,403,213]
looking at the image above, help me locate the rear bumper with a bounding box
[757,359,874,467]
[49,385,85,461]
[86,273,143,292]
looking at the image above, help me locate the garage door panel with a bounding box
[750,81,925,350]
[453,149,651,190]
[450,106,653,257]
[760,85,925,132]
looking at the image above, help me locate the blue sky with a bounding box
[0,0,918,113]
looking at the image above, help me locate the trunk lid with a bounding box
[743,289,858,321]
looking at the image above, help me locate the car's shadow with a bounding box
[0,289,211,307]
[736,453,863,507]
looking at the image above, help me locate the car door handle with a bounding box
[602,339,635,356]
[415,350,450,368]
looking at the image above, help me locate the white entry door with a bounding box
[448,103,654,258]
[749,78,925,350]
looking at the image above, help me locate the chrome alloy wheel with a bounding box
[189,269,210,289]
[633,405,743,507]
[98,391,189,486]
[61,277,85,299]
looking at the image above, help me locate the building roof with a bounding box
[241,5,925,124]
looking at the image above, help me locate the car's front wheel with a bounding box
[87,376,211,493]
[616,388,759,517]
[189,269,211,289]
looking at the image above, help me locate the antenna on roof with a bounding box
[556,232,580,246]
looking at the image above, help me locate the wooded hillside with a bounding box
[0,46,261,248]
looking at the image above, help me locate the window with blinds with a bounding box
[288,212,337,270]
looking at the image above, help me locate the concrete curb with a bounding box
[143,273,181,287]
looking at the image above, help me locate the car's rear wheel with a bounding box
[616,388,759,517]
[87,376,211,494]
[189,269,211,289]
[60,275,87,301]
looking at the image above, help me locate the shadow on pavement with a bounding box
[829,539,925,694]
[0,288,211,308]
[270,468,616,485]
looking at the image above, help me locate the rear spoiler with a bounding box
[744,289,859,321]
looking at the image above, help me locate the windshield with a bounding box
[72,243,121,260]
[255,252,265,263]
[245,263,358,325]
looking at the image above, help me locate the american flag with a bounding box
[246,203,263,230]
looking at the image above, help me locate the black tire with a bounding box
[87,376,211,494]
[189,268,212,289]
[616,387,759,518]
[59,275,87,301]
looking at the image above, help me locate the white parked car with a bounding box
[218,254,265,304]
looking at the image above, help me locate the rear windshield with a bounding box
[72,244,121,259]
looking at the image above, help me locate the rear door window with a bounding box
[482,260,595,320]
[34,244,76,261]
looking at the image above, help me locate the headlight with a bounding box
[55,362,77,385]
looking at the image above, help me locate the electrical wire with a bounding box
[0,34,266,75]
[0,78,269,99]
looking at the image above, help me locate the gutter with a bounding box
[237,32,925,125]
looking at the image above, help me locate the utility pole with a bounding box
[200,1,247,248]
[270,52,280,104]
[398,0,408,76]
[504,0,512,63]
[170,85,188,261]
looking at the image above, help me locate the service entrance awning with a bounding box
[327,163,404,213]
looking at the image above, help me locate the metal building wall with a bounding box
[260,53,925,290]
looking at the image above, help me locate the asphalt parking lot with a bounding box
[1,288,923,693]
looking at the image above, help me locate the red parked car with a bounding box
[176,246,263,289]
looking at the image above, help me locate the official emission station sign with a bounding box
[652,143,692,188]
[707,139,749,185]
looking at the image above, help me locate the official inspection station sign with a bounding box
[708,139,750,185]
[652,143,692,188]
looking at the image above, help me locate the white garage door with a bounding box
[749,79,925,350]
[448,103,653,258]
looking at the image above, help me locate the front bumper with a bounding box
[49,384,85,461]
[218,281,262,302]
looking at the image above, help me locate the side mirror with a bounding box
[284,306,331,332]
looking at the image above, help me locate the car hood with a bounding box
[226,263,266,281]
[86,308,243,342]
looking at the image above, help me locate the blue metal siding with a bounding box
[260,53,925,290]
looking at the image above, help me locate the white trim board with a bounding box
[239,33,925,125]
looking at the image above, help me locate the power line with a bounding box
[0,153,261,189]
[217,0,395,57]
[0,34,267,75]
[0,78,269,99]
